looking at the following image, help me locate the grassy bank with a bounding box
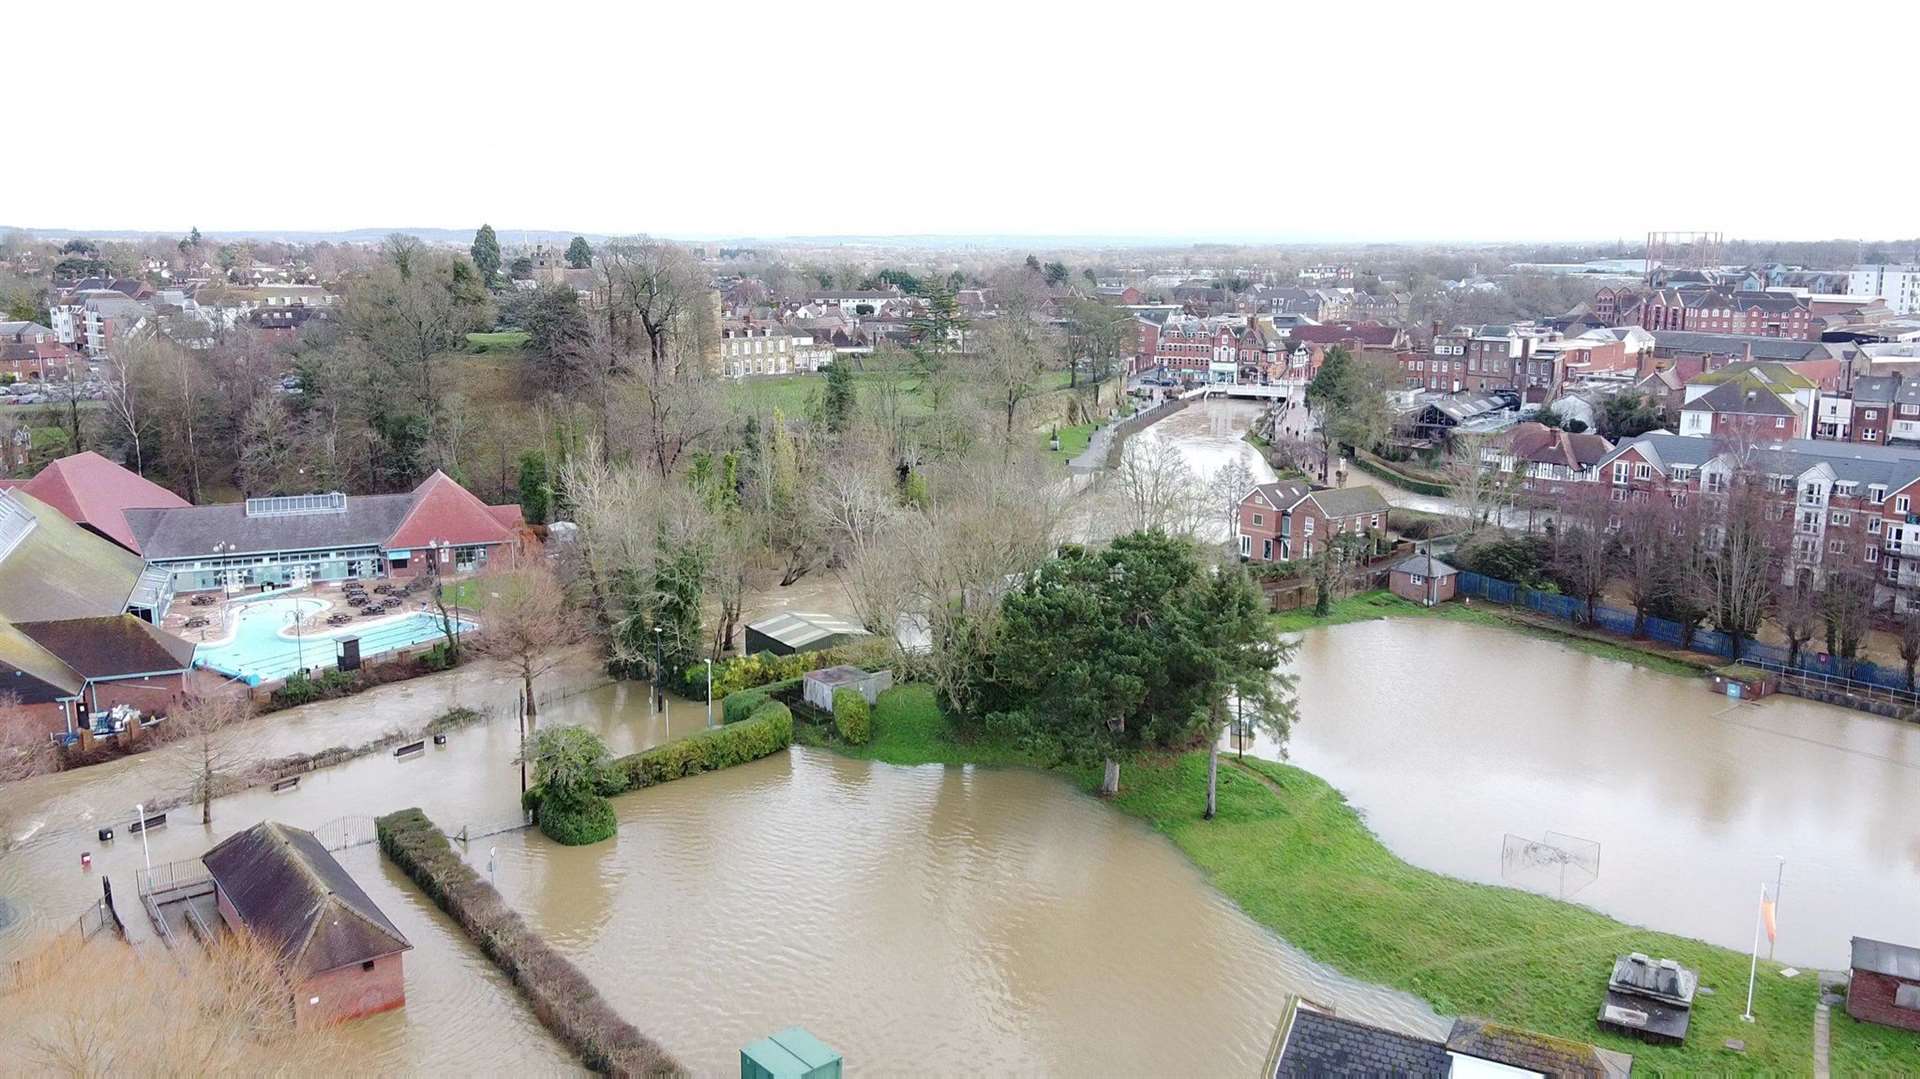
[833,685,1830,1073]
[1828,1007,1915,1072]
[1273,590,1704,678]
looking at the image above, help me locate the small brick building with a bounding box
[203,821,412,1027]
[1389,553,1458,606]
[1847,936,1920,1033]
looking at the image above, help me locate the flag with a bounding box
[1761,894,1777,943]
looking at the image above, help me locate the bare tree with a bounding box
[1822,566,1875,676]
[594,240,714,373]
[165,692,253,825]
[1702,473,1779,661]
[973,274,1059,460]
[1444,434,1515,537]
[1618,496,1677,637]
[1111,436,1204,537]
[1777,582,1821,669]
[0,929,351,1073]
[1551,483,1615,624]
[1205,458,1257,556]
[99,337,149,473]
[0,692,59,784]
[467,561,587,729]
[1899,607,1920,690]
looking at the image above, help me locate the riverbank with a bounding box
[1272,591,1708,678]
[823,684,1913,1073]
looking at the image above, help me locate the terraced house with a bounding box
[1594,432,1920,606]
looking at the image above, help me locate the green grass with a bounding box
[467,330,530,352]
[725,371,938,418]
[799,684,1047,768]
[1044,422,1095,465]
[1827,1007,1917,1073]
[1272,591,1704,678]
[1114,753,1821,1074]
[829,686,1830,1074]
[436,579,491,610]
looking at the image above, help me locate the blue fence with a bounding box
[1455,571,1918,692]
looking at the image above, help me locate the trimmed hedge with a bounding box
[605,707,793,792]
[720,676,801,724]
[832,688,870,745]
[1351,451,1450,497]
[375,809,683,1076]
[694,641,889,701]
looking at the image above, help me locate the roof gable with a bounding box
[14,615,194,678]
[21,451,189,553]
[202,822,411,977]
[385,472,516,551]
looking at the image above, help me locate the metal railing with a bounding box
[136,859,213,901]
[1737,656,1920,710]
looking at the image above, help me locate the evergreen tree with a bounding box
[517,451,550,524]
[564,235,593,269]
[470,224,501,286]
[822,360,856,433]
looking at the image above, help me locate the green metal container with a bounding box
[740,1026,842,1079]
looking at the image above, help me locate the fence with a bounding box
[1457,570,1920,699]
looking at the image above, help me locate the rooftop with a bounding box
[202,821,411,978]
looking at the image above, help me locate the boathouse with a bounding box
[202,821,412,1026]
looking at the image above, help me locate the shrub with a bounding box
[375,809,680,1075]
[425,706,485,734]
[418,640,460,672]
[832,688,870,745]
[607,707,792,792]
[271,672,319,708]
[535,792,617,846]
[695,641,888,701]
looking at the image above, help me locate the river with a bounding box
[1240,618,1920,971]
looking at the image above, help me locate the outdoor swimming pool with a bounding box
[192,594,474,684]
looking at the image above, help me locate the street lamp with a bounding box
[653,626,665,713]
[133,802,152,873]
[287,609,305,673]
[705,658,714,728]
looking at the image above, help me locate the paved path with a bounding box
[1813,1000,1831,1079]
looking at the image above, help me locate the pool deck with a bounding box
[166,580,443,646]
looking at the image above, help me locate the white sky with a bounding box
[12,0,1920,243]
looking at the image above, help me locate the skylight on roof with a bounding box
[243,492,347,518]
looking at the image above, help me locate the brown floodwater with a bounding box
[1246,619,1920,970]
[477,748,1446,1075]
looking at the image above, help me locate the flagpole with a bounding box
[1743,881,1764,1023]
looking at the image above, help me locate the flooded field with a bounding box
[481,748,1446,1075]
[1248,618,1920,970]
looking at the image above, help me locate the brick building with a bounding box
[1483,422,1614,501]
[1236,482,1390,562]
[1592,432,1920,600]
[1845,937,1920,1033]
[203,822,412,1027]
[0,321,78,381]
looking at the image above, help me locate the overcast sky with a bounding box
[14,1,1919,243]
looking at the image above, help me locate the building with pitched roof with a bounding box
[1236,481,1390,562]
[1846,936,1920,1033]
[20,450,191,554]
[203,822,412,1027]
[1268,998,1631,1078]
[1595,432,1920,598]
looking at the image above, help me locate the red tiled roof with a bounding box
[485,504,525,529]
[21,451,189,553]
[384,471,516,551]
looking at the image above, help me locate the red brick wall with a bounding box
[0,699,70,740]
[90,673,195,716]
[1846,969,1920,1032]
[296,954,406,1027]
[1390,571,1456,605]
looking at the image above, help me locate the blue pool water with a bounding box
[192,594,474,684]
